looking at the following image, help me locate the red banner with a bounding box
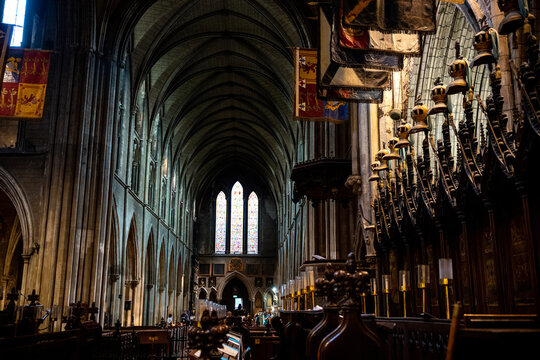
[294,48,323,119]
[0,49,50,118]
[294,48,350,123]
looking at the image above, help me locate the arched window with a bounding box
[214,182,259,254]
[230,182,244,254]
[247,192,258,254]
[215,192,227,254]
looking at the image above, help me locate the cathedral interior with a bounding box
[1,0,540,359]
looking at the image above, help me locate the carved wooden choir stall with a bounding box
[277,2,540,359]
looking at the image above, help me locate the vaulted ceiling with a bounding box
[125,0,317,204]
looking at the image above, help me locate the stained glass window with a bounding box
[215,192,226,254]
[247,192,258,254]
[230,182,243,254]
[214,182,259,255]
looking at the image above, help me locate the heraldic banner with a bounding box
[319,8,392,90]
[342,0,436,34]
[0,49,50,118]
[294,47,349,123]
[337,0,421,56]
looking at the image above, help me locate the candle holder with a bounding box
[361,292,367,313]
[416,265,431,314]
[296,276,302,310]
[287,281,294,311]
[438,258,453,319]
[382,275,392,317]
[289,279,295,311]
[285,286,288,311]
[399,270,410,317]
[370,278,379,317]
[49,304,61,332]
[308,269,315,309]
[302,272,308,310]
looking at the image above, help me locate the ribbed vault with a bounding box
[125,0,316,206]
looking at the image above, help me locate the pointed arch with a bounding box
[168,247,176,292]
[216,271,255,302]
[215,191,227,254]
[209,288,217,302]
[159,240,167,289]
[143,230,156,325]
[125,217,139,281]
[247,191,258,254]
[254,291,263,312]
[0,166,34,254]
[108,198,121,276]
[104,197,121,327]
[2,216,22,284]
[263,288,275,310]
[230,181,244,254]
[145,229,156,284]
[198,287,208,300]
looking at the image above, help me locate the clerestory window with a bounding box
[2,0,26,47]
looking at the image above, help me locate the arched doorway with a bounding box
[209,289,217,302]
[198,288,207,300]
[0,188,24,310]
[143,231,155,325]
[221,277,251,313]
[263,290,276,313]
[254,292,263,314]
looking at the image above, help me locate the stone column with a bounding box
[0,276,10,310]
[158,286,165,323]
[176,290,182,316]
[129,280,139,326]
[168,289,174,319]
[20,254,31,303]
[108,274,119,326]
[145,283,154,325]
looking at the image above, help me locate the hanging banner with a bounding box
[338,0,421,56]
[342,0,436,34]
[318,87,383,103]
[319,7,392,90]
[294,47,349,123]
[323,6,403,70]
[0,49,50,118]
